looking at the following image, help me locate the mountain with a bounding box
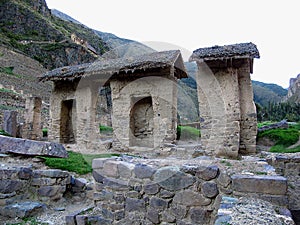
[51,9,155,59]
[285,74,300,103]
[252,80,288,106]
[0,0,109,70]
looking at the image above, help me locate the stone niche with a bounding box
[189,43,260,158]
[39,50,187,152]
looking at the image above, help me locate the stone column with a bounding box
[22,96,42,140]
[238,60,257,154]
[3,110,18,137]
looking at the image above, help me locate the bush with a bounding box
[99,125,113,134]
[270,145,300,153]
[177,126,200,140]
[0,129,11,136]
[257,128,299,147]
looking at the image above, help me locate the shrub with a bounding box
[177,125,200,140]
[270,145,300,153]
[257,128,299,147]
[99,125,113,134]
[0,129,11,136]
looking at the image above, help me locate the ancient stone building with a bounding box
[189,42,259,158]
[39,50,187,151]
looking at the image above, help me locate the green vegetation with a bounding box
[257,102,300,122]
[99,125,113,134]
[257,122,300,153]
[42,128,48,137]
[40,151,120,175]
[0,129,11,136]
[0,66,22,78]
[177,125,200,140]
[5,217,48,225]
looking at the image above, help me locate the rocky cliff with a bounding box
[286,74,300,103]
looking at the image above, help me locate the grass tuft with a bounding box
[177,125,200,140]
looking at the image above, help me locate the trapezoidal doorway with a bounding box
[130,97,154,148]
[60,99,76,144]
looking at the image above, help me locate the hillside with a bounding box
[0,0,109,70]
[51,9,155,59]
[252,80,288,107]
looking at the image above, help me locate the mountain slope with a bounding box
[51,9,155,58]
[252,80,287,106]
[0,0,109,69]
[285,74,300,103]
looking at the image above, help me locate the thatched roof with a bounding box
[39,50,187,82]
[189,42,260,61]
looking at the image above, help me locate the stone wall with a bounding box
[91,157,289,225]
[0,167,71,206]
[92,158,223,225]
[111,73,178,151]
[267,154,300,223]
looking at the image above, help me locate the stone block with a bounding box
[103,177,130,191]
[0,180,25,194]
[201,181,219,198]
[170,204,187,219]
[125,198,146,212]
[93,170,105,183]
[232,175,287,195]
[38,185,66,197]
[0,135,68,158]
[159,189,175,198]
[34,169,70,178]
[134,163,155,179]
[3,110,18,137]
[149,197,168,211]
[18,167,33,180]
[147,208,160,224]
[217,171,232,188]
[118,162,134,178]
[173,190,211,206]
[196,165,219,181]
[189,207,211,224]
[0,201,46,218]
[144,182,160,195]
[153,166,195,191]
[103,161,120,178]
[31,178,56,186]
[92,158,109,169]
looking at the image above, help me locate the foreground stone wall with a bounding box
[92,158,223,225]
[267,154,300,220]
[91,157,289,225]
[0,167,71,206]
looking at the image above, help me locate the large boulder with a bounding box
[0,135,68,158]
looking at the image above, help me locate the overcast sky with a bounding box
[46,0,300,88]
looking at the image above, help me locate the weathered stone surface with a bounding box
[31,178,56,186]
[161,210,176,223]
[103,177,130,191]
[147,208,160,224]
[173,190,211,206]
[118,162,134,178]
[18,167,33,180]
[3,110,18,137]
[170,204,187,219]
[34,169,70,178]
[0,201,46,218]
[201,181,219,198]
[196,165,219,181]
[144,182,160,195]
[153,166,195,191]
[217,171,231,187]
[0,180,24,194]
[0,135,68,158]
[93,170,105,183]
[134,163,155,179]
[149,197,168,211]
[189,207,211,224]
[92,158,109,169]
[103,161,120,178]
[38,185,66,197]
[159,189,175,198]
[232,175,287,195]
[125,198,146,212]
[73,177,87,188]
[93,190,114,201]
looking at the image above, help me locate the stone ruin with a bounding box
[39,43,259,158]
[39,50,187,152]
[190,42,259,158]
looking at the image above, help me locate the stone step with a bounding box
[0,201,46,218]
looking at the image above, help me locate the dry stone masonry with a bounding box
[39,50,187,152]
[190,43,259,158]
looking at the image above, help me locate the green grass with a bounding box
[258,121,276,128]
[40,151,120,175]
[257,128,299,147]
[270,145,300,153]
[0,129,11,136]
[0,66,22,78]
[177,125,201,140]
[258,122,300,153]
[99,125,113,134]
[6,217,48,225]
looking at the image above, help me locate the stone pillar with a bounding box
[195,62,240,158]
[22,96,42,140]
[238,61,257,154]
[3,110,18,137]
